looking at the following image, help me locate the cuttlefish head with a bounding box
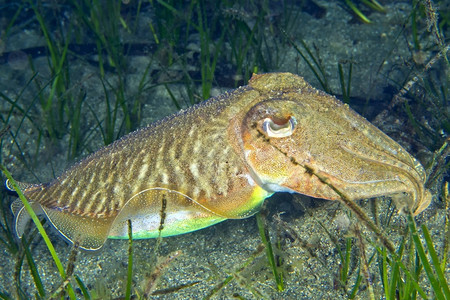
[234,73,431,215]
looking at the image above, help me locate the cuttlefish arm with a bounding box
[230,73,431,215]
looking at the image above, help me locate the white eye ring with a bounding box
[262,117,296,138]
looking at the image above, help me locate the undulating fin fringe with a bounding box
[5,179,39,193]
[42,207,114,251]
[6,180,42,238]
[5,178,115,250]
[10,197,111,251]
[10,198,43,238]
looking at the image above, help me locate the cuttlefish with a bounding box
[8,72,431,250]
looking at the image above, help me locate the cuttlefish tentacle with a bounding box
[339,144,431,215]
[330,99,431,213]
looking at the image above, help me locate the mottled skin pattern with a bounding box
[10,73,431,250]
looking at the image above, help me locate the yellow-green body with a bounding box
[10,73,431,250]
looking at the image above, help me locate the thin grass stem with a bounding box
[125,219,133,300]
[256,213,284,291]
[407,213,445,299]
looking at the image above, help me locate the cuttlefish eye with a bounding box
[262,116,297,138]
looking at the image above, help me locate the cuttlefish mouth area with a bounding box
[333,102,432,215]
[285,132,430,215]
[334,141,431,215]
[303,121,431,215]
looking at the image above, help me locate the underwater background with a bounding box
[0,0,448,299]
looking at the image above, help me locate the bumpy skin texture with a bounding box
[11,73,431,250]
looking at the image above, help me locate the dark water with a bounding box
[0,1,448,299]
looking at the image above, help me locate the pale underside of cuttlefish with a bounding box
[8,72,431,250]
